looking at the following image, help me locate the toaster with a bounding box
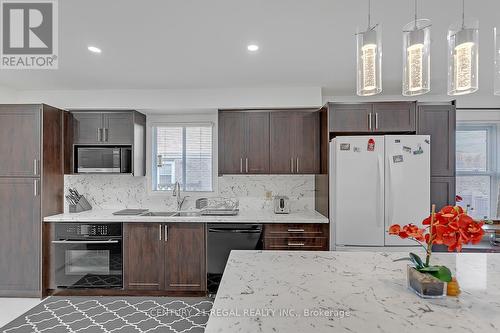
[274,196,290,214]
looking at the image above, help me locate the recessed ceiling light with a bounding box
[88,46,102,54]
[247,44,259,52]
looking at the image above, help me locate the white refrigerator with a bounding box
[329,135,430,249]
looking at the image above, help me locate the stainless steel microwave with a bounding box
[76,147,131,173]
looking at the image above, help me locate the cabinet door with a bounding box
[294,112,320,174]
[245,112,270,173]
[0,106,40,177]
[219,112,246,174]
[0,178,40,296]
[124,223,164,290]
[103,112,133,144]
[164,223,206,292]
[417,104,456,177]
[372,102,416,132]
[329,103,372,132]
[270,112,295,173]
[430,177,456,210]
[72,112,103,144]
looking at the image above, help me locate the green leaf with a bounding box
[427,266,452,282]
[409,253,424,269]
[418,266,440,272]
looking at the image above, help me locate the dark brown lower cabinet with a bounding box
[0,178,41,296]
[124,223,164,290]
[164,223,206,292]
[124,223,206,293]
[263,223,329,251]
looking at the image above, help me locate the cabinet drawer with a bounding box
[264,223,328,237]
[264,237,328,250]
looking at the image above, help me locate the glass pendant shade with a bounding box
[402,19,431,96]
[356,26,382,96]
[495,27,500,95]
[447,19,479,95]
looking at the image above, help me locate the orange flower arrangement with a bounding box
[389,204,485,282]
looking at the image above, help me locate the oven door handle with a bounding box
[51,240,120,244]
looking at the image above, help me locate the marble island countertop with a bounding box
[43,209,328,224]
[206,250,500,333]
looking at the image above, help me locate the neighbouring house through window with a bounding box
[152,124,213,192]
[456,123,499,219]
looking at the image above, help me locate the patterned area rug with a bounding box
[1,296,213,333]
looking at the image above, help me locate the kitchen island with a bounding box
[205,251,500,333]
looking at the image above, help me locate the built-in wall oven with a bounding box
[53,223,123,289]
[75,147,131,173]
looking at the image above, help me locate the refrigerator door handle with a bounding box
[376,155,383,227]
[386,155,394,227]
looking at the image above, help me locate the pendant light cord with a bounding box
[462,0,465,29]
[367,0,371,30]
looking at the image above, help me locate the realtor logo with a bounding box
[1,0,58,69]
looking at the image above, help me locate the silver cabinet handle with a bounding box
[288,242,305,246]
[290,158,294,173]
[169,283,201,287]
[368,113,372,131]
[240,158,243,173]
[287,228,305,232]
[51,240,119,244]
[296,158,299,173]
[103,128,109,142]
[245,158,248,173]
[129,282,160,286]
[34,179,38,196]
[375,113,379,130]
[165,225,168,242]
[33,159,38,176]
[159,224,162,241]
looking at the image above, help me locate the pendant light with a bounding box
[447,0,479,96]
[356,0,382,96]
[402,0,431,96]
[495,27,500,95]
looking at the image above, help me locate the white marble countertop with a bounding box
[43,209,328,224]
[206,250,500,333]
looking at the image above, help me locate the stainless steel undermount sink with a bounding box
[140,211,201,217]
[172,212,201,217]
[140,211,177,217]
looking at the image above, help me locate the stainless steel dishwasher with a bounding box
[207,223,262,294]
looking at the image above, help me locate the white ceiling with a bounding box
[1,0,499,97]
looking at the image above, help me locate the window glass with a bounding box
[152,125,213,192]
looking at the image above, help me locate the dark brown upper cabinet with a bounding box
[219,111,269,174]
[67,110,146,176]
[123,223,206,293]
[417,102,456,177]
[372,102,416,132]
[270,111,320,174]
[0,106,41,177]
[329,103,372,132]
[329,102,416,133]
[72,111,135,145]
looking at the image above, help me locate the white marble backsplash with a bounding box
[64,174,315,213]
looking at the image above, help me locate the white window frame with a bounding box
[456,122,498,218]
[146,113,218,195]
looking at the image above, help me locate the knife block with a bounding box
[69,195,92,213]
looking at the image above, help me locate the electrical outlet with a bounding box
[265,191,273,200]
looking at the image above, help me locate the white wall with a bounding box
[0,85,18,103]
[17,86,322,110]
